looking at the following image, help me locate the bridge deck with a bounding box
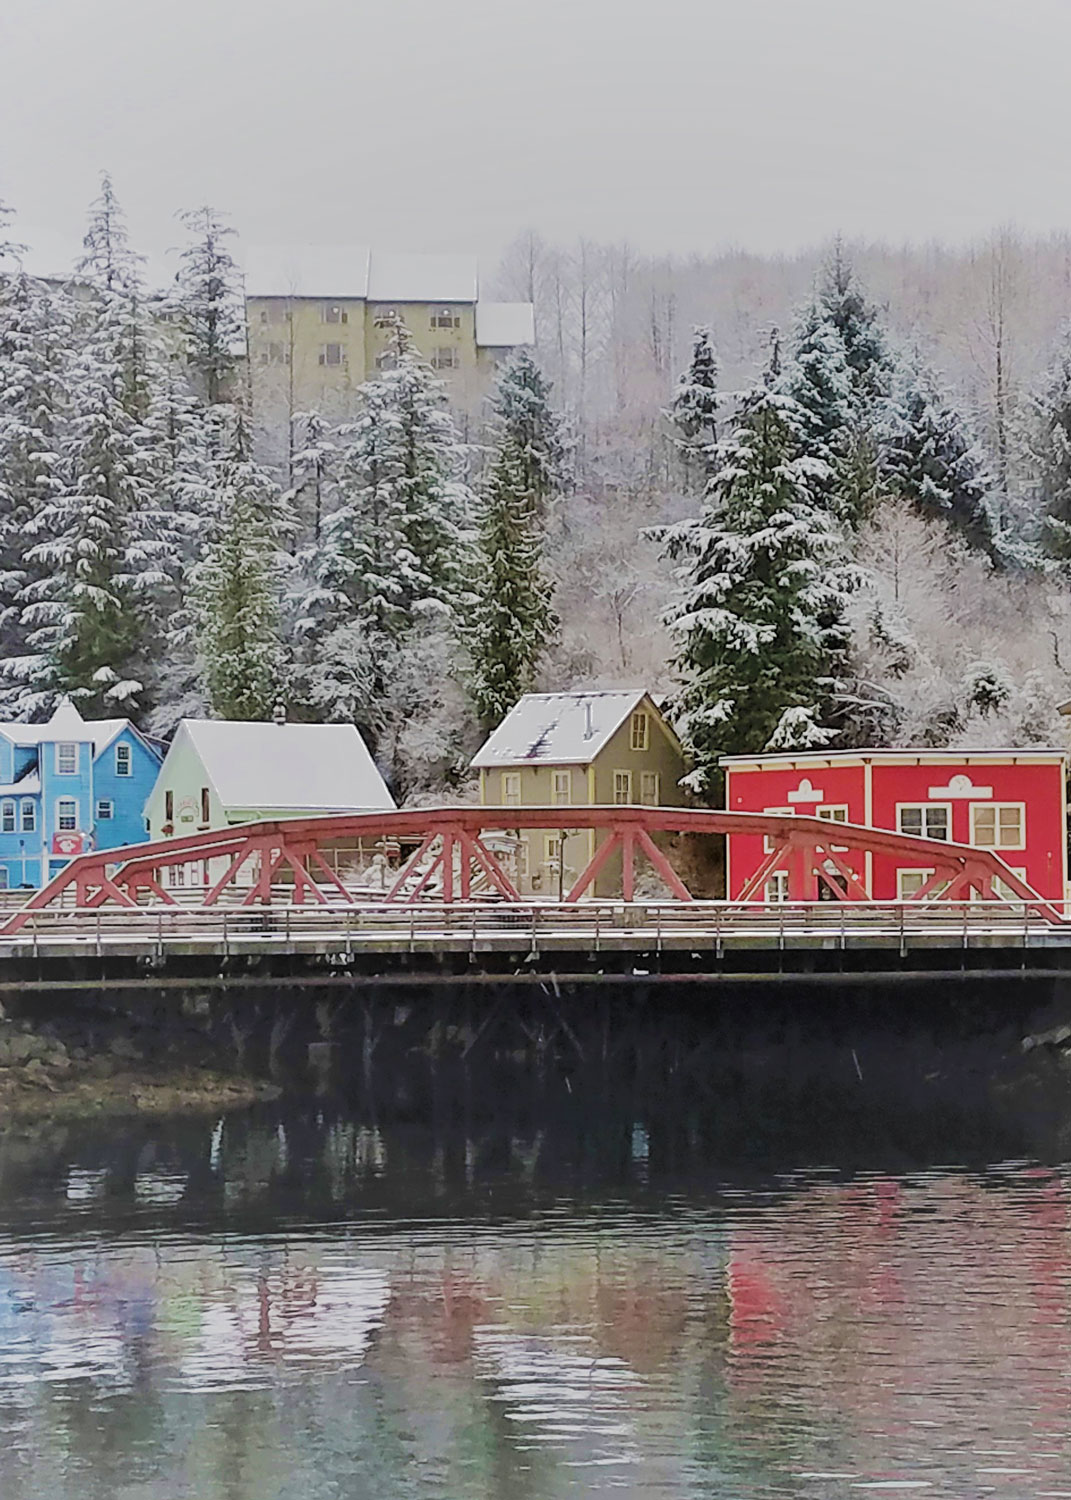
[2,900,1067,962]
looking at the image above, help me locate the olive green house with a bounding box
[471,690,687,897]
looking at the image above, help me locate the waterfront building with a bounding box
[145,719,394,844]
[471,691,687,897]
[244,246,535,463]
[0,700,163,889]
[721,748,1068,902]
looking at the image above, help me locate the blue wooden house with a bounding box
[0,700,164,889]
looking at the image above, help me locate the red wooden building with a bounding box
[722,749,1068,902]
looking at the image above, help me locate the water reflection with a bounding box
[2,1047,1071,1496]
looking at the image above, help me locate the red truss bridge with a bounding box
[1,804,1061,934]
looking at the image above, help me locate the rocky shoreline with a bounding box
[0,1009,279,1120]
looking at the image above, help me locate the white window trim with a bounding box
[817,804,849,821]
[766,871,790,903]
[897,867,936,900]
[0,868,9,890]
[613,770,633,805]
[552,769,571,806]
[55,742,78,775]
[56,797,78,832]
[896,801,952,841]
[640,770,660,806]
[319,343,345,367]
[763,805,793,853]
[96,799,114,820]
[115,743,132,776]
[630,711,650,751]
[502,771,521,807]
[543,833,562,863]
[0,799,13,834]
[20,800,35,833]
[970,801,1026,851]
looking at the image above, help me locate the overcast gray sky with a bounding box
[4,0,1071,278]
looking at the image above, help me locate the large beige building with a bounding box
[244,246,534,463]
[471,691,687,897]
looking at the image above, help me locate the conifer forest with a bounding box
[5,181,1071,798]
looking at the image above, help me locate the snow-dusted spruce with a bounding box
[469,443,559,732]
[193,410,289,720]
[0,223,72,696]
[488,345,567,512]
[882,355,998,559]
[1027,328,1071,564]
[816,241,891,405]
[663,346,857,793]
[170,206,244,408]
[468,351,562,729]
[288,409,337,546]
[670,326,720,492]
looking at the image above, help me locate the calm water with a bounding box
[2,1025,1071,1498]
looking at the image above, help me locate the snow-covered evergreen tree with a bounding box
[14,332,160,715]
[469,353,562,728]
[882,356,998,558]
[817,241,891,405]
[193,410,288,720]
[487,346,565,512]
[171,206,243,406]
[670,327,720,491]
[288,409,337,546]
[0,261,72,685]
[1027,330,1071,563]
[469,442,558,731]
[663,350,857,793]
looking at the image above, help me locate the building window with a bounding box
[630,711,649,751]
[431,310,461,329]
[766,871,790,903]
[898,804,949,841]
[96,799,114,821]
[321,303,348,324]
[374,351,396,371]
[431,347,459,370]
[552,770,571,806]
[115,743,132,777]
[0,868,9,891]
[201,787,211,824]
[763,805,793,853]
[613,771,632,805]
[259,302,288,326]
[544,834,561,864]
[263,342,290,365]
[164,789,174,823]
[168,863,186,889]
[20,801,35,833]
[502,772,521,807]
[516,839,529,877]
[817,805,848,822]
[1,801,13,835]
[640,771,660,806]
[971,803,1024,849]
[56,742,78,775]
[57,798,77,832]
[319,343,344,367]
[897,868,933,900]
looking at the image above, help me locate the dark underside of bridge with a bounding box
[6,943,1071,998]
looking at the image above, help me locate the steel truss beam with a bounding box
[1,805,1061,932]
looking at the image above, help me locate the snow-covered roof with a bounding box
[471,691,657,769]
[0,772,41,796]
[367,251,478,304]
[0,700,132,756]
[475,302,535,348]
[179,720,395,812]
[720,747,1067,764]
[243,245,480,304]
[243,244,372,299]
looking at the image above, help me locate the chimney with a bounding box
[272,703,287,726]
[583,700,593,740]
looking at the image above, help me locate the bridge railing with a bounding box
[0,898,1061,958]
